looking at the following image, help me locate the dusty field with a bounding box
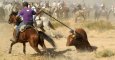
[0,19,115,60]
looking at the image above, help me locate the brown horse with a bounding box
[8,11,56,54]
[66,28,96,51]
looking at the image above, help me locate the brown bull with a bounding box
[66,28,96,51]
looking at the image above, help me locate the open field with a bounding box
[0,19,115,60]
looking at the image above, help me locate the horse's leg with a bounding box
[40,26,45,32]
[83,15,86,21]
[39,35,47,52]
[106,14,109,20]
[40,42,49,54]
[40,42,47,52]
[32,46,42,54]
[23,43,26,54]
[75,16,77,23]
[29,42,42,54]
[9,42,17,54]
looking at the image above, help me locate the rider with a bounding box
[11,1,36,42]
[77,4,82,10]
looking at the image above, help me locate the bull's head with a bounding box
[66,30,76,46]
[66,28,94,51]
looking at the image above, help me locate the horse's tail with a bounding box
[38,31,56,48]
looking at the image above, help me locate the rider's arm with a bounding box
[16,10,23,21]
[36,8,43,15]
[32,10,36,15]
[17,9,24,17]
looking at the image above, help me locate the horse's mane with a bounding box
[9,11,22,25]
[10,11,18,16]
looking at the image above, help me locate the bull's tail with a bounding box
[38,31,56,48]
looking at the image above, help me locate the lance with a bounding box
[41,10,73,31]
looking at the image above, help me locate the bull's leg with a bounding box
[9,42,17,54]
[23,43,26,54]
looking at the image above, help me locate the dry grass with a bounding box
[82,20,115,30]
[1,18,115,60]
[52,20,70,28]
[51,19,115,32]
[95,49,115,58]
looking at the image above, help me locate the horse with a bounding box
[34,8,55,32]
[66,28,96,51]
[95,9,110,20]
[74,10,86,22]
[3,2,22,21]
[62,6,70,19]
[74,4,88,22]
[0,7,5,20]
[8,11,56,54]
[0,2,5,20]
[94,5,111,20]
[3,3,13,20]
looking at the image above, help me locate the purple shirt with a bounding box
[19,7,36,24]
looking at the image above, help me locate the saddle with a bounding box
[19,25,33,32]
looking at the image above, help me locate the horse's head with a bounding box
[8,11,21,25]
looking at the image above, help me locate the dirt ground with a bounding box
[0,19,115,60]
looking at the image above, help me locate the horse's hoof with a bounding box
[44,52,51,55]
[24,53,26,55]
[9,51,11,54]
[10,39,13,42]
[10,39,17,42]
[37,52,43,55]
[10,39,15,42]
